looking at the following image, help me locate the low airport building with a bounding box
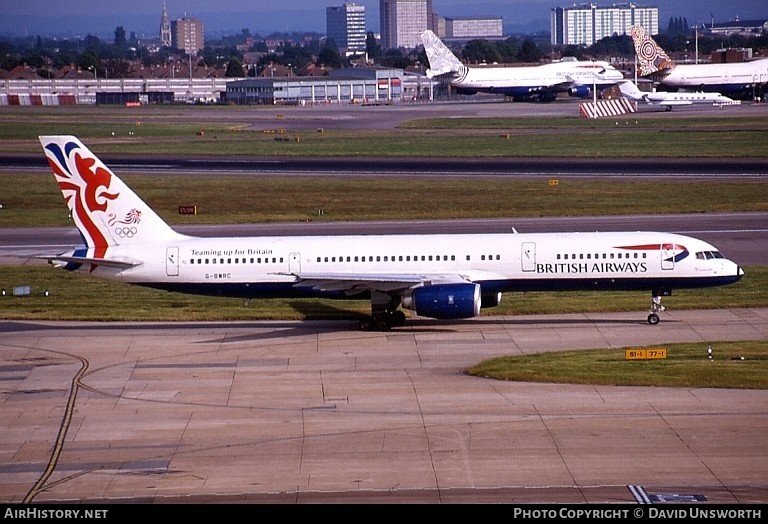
[1,68,436,106]
[225,68,425,105]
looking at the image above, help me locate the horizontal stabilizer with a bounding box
[39,254,143,269]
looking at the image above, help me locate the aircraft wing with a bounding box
[554,79,577,89]
[289,272,471,295]
[563,75,580,86]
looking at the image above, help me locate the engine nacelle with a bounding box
[402,283,481,320]
[568,85,591,98]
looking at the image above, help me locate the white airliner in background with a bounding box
[39,135,743,330]
[630,25,768,99]
[420,30,625,102]
[618,79,738,110]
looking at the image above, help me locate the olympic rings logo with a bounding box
[114,227,138,238]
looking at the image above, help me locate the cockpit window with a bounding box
[696,251,725,260]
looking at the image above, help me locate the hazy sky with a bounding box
[1,0,766,38]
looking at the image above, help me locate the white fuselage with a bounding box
[644,91,735,105]
[656,59,768,94]
[451,60,624,97]
[75,230,742,300]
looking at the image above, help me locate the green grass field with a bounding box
[2,174,767,227]
[0,108,766,158]
[467,341,768,389]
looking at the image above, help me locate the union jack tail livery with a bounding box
[40,135,188,269]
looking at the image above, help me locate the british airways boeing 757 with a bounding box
[39,135,743,330]
[420,30,625,102]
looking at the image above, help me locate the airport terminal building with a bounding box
[1,68,436,106]
[225,68,418,105]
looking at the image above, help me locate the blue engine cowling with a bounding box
[568,85,591,98]
[402,283,481,319]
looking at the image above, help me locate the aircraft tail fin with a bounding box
[618,80,646,101]
[629,25,675,76]
[39,135,188,254]
[420,30,465,78]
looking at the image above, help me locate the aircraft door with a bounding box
[661,243,675,270]
[289,252,301,275]
[166,247,179,276]
[521,242,536,272]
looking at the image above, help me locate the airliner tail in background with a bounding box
[629,25,675,77]
[629,24,768,99]
[39,136,744,330]
[421,29,464,78]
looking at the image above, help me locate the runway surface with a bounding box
[2,310,767,504]
[3,212,767,267]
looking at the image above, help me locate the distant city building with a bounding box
[326,3,367,55]
[380,0,433,49]
[172,17,204,55]
[159,1,172,47]
[551,3,659,46]
[709,18,768,37]
[442,17,503,41]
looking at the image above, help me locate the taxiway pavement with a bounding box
[2,309,767,503]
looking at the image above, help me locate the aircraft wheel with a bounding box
[390,311,407,327]
[647,313,660,325]
[358,318,373,331]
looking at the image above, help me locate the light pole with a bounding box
[88,66,98,101]
[592,59,597,112]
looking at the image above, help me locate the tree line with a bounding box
[2,25,766,79]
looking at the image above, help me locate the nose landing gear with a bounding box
[647,292,668,325]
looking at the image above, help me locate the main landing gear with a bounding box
[358,291,406,331]
[358,310,406,331]
[647,291,668,325]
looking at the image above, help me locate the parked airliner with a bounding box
[420,30,624,102]
[618,79,738,110]
[39,136,743,330]
[630,25,768,99]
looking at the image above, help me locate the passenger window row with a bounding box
[315,254,503,263]
[557,252,646,260]
[190,257,283,265]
